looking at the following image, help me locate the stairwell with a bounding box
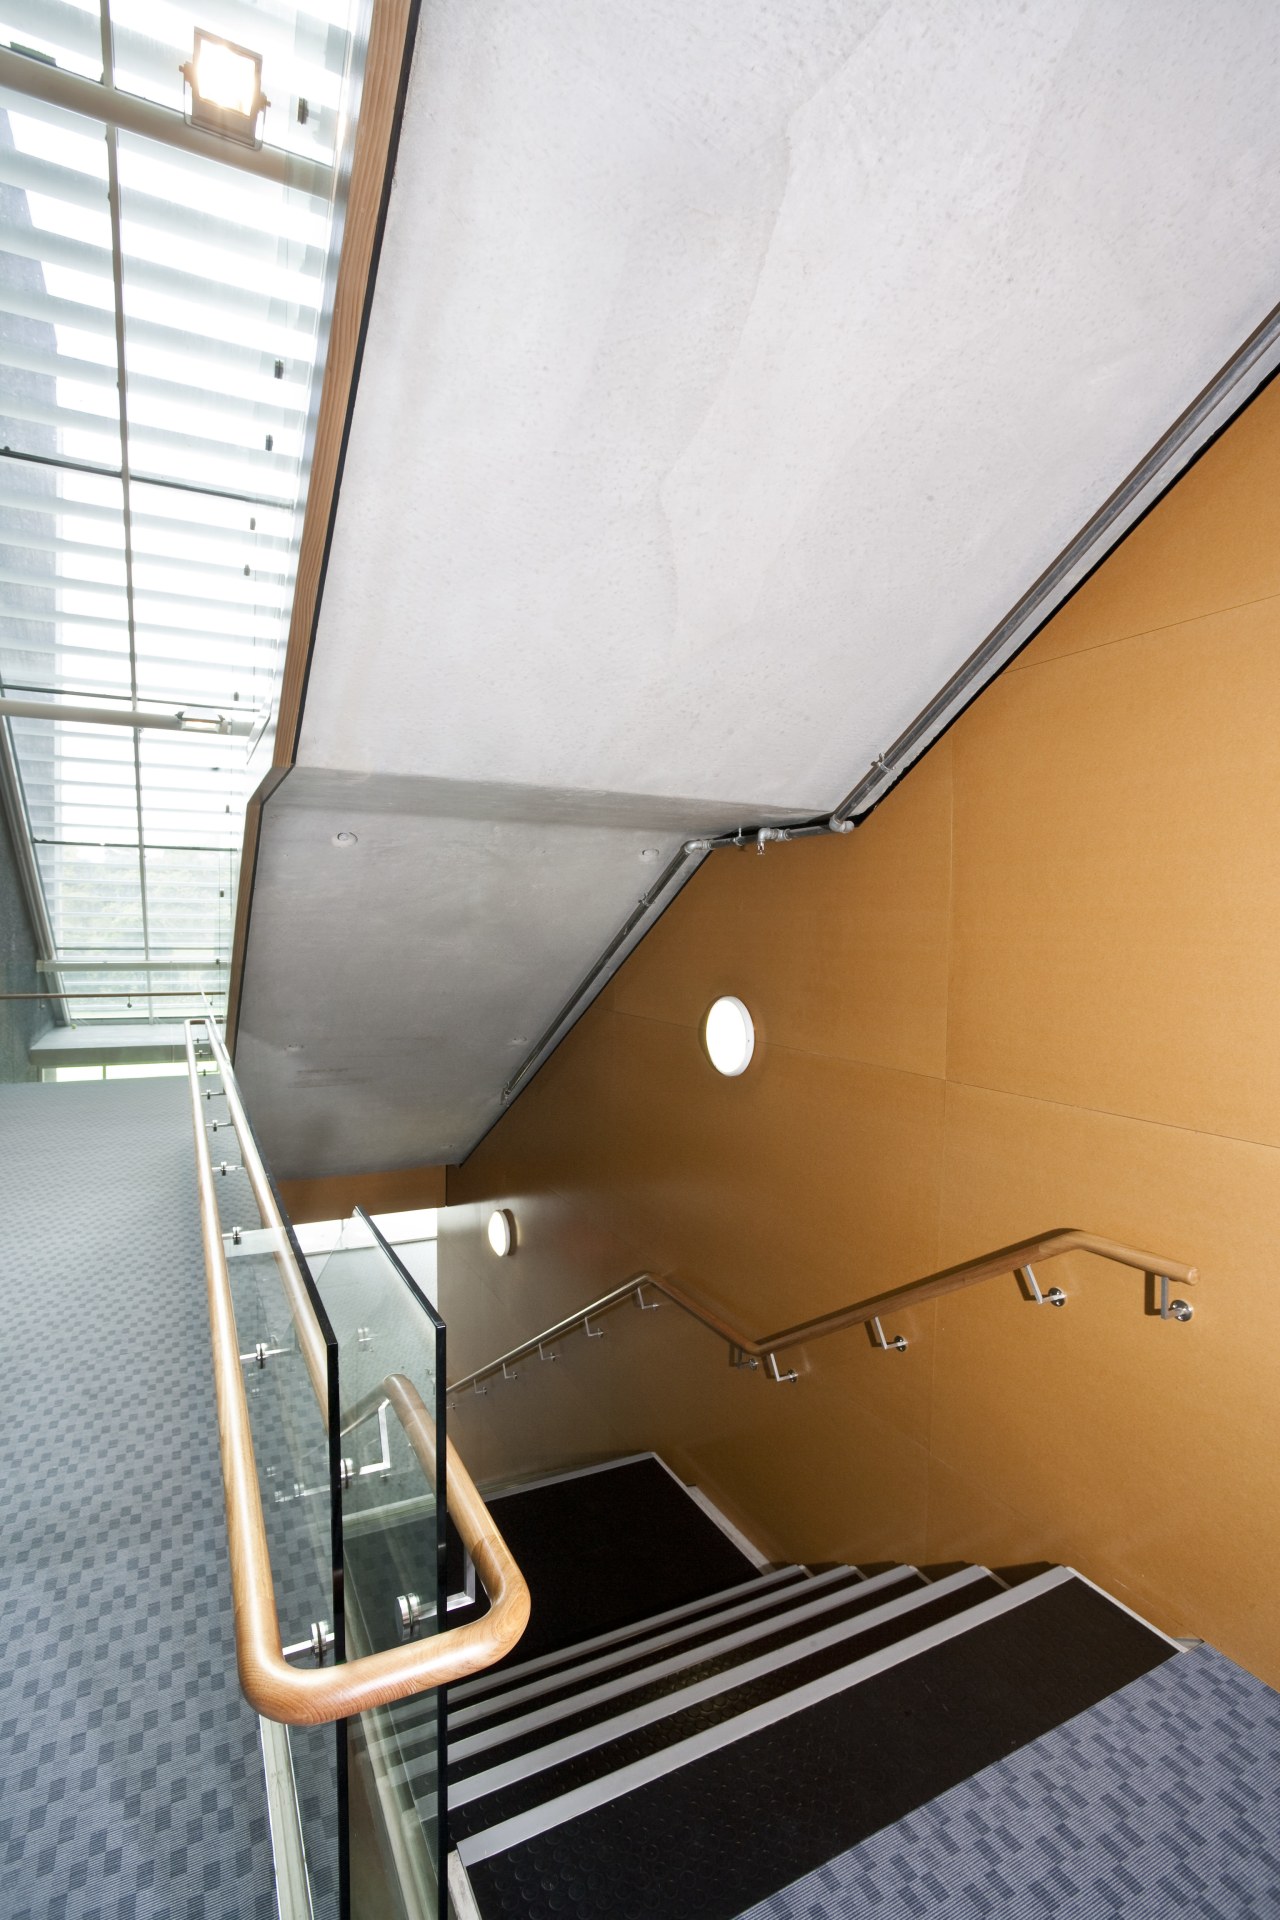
[419,1457,1280,1920]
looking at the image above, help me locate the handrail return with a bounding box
[448,1229,1197,1393]
[185,1017,530,1725]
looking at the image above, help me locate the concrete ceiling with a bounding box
[238,0,1280,1178]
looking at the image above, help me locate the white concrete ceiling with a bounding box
[238,0,1280,1176]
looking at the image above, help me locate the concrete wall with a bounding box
[439,376,1280,1688]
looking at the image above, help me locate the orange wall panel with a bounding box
[441,376,1280,1686]
[278,1161,446,1223]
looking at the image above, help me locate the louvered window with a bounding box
[0,0,358,1023]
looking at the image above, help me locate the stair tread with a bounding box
[459,1570,1176,1920]
[450,1455,765,1677]
[449,1566,920,1779]
[449,1564,810,1710]
[450,1564,871,1739]
[446,1569,1000,1837]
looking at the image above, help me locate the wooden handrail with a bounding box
[186,1021,530,1725]
[201,1019,331,1419]
[447,1229,1198,1393]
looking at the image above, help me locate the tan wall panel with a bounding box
[1015,375,1280,669]
[600,1018,945,1327]
[948,597,1280,1142]
[614,741,953,1080]
[278,1161,446,1223]
[438,377,1280,1689]
[932,1081,1280,1680]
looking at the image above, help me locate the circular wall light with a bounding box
[332,830,358,847]
[486,1207,515,1257]
[703,995,755,1077]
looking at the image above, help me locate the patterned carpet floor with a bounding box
[0,1079,286,1920]
[745,1639,1280,1919]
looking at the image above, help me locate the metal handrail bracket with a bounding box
[448,1229,1197,1396]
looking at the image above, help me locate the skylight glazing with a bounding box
[0,0,359,1026]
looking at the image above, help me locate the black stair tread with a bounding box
[447,1573,1001,1839]
[454,1457,763,1676]
[448,1568,924,1782]
[450,1565,811,1711]
[462,1573,1176,1920]
[452,1565,872,1739]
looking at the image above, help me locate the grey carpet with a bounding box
[0,1079,288,1920]
[743,1640,1280,1919]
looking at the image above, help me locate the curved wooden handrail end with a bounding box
[187,1022,530,1727]
[235,1385,529,1726]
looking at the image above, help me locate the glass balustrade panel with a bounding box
[315,1208,448,1920]
[192,1038,344,1918]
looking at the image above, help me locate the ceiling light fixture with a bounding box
[182,29,268,147]
[486,1208,515,1257]
[703,995,755,1077]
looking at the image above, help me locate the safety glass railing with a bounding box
[185,1017,528,1920]
[314,1209,449,1916]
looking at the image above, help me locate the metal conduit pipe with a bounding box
[498,301,1280,1111]
[500,816,855,1102]
[0,696,257,736]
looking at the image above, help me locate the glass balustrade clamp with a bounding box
[281,1622,333,1666]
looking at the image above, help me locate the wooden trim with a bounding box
[227,0,416,1054]
[187,1022,530,1725]
[272,0,413,771]
[447,1229,1199,1392]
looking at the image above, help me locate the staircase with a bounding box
[380,1455,1278,1920]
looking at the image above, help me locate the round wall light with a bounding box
[486,1207,515,1257]
[703,995,755,1077]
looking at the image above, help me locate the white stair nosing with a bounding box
[446,1848,483,1920]
[478,1451,660,1504]
[449,1565,915,1763]
[449,1563,810,1707]
[373,1568,811,1756]
[1066,1568,1186,1651]
[370,1566,832,1758]
[444,1565,991,1810]
[450,1564,867,1733]
[649,1455,773,1570]
[455,1566,1074,1867]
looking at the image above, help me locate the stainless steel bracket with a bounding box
[728,1343,759,1371]
[1158,1273,1193,1322]
[765,1351,798,1383]
[635,1286,661,1310]
[354,1401,392,1477]
[1019,1264,1066,1307]
[870,1316,907,1353]
[240,1339,288,1369]
[583,1315,605,1339]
